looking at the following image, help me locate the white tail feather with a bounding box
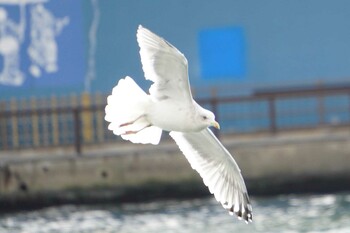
[105,76,162,145]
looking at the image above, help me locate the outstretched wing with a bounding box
[137,25,193,105]
[170,128,252,223]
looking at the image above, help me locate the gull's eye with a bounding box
[202,115,208,120]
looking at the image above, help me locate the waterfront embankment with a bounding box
[0,127,349,211]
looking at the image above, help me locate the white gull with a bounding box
[105,25,252,223]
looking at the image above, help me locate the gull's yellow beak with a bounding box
[211,121,220,130]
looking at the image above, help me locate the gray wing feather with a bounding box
[170,128,252,222]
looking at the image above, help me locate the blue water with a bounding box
[1,193,349,233]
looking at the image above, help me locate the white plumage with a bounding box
[170,129,252,221]
[105,25,252,223]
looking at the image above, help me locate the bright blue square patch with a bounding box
[199,27,246,79]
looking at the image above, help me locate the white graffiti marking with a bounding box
[28,3,69,78]
[0,0,70,86]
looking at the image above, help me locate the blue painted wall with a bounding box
[199,27,246,79]
[1,0,350,99]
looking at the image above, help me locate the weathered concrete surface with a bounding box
[0,127,350,210]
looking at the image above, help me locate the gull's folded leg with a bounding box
[119,114,146,128]
[121,123,152,135]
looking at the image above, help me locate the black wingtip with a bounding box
[228,203,253,223]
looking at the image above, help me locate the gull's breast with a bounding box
[147,100,200,132]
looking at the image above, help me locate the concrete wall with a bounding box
[0,128,350,209]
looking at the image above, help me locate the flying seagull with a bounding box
[105,25,252,223]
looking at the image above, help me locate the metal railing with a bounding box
[0,84,350,154]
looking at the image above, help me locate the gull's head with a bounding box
[197,106,220,130]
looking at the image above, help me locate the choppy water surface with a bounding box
[1,193,350,233]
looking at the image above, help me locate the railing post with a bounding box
[0,101,7,150]
[10,98,19,148]
[51,95,59,146]
[31,97,40,147]
[96,93,105,142]
[268,97,277,134]
[73,107,82,155]
[41,98,49,146]
[317,94,325,126]
[211,88,219,138]
[82,92,93,143]
[349,93,350,127]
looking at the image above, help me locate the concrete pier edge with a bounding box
[1,128,350,211]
